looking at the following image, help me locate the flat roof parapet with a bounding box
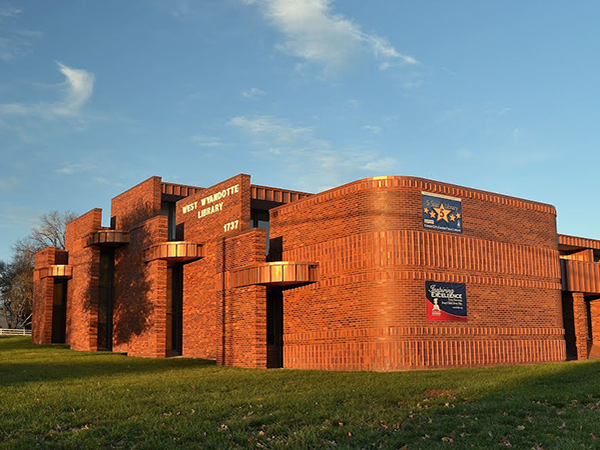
[270,176,557,216]
[161,181,203,198]
[558,234,600,251]
[251,184,311,204]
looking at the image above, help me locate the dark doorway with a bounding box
[167,266,183,356]
[267,288,283,368]
[562,292,577,359]
[97,251,114,351]
[586,300,593,342]
[51,280,67,344]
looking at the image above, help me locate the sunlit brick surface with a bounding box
[33,174,600,371]
[270,176,566,370]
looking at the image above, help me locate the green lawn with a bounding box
[1,337,600,449]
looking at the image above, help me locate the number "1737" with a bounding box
[223,220,239,233]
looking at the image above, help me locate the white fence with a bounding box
[0,328,32,336]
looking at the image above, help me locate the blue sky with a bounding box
[1,0,599,260]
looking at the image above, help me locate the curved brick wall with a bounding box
[271,176,565,370]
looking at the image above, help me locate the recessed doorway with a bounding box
[167,266,183,356]
[267,288,283,368]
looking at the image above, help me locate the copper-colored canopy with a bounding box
[37,265,73,279]
[231,261,318,288]
[144,241,204,265]
[85,230,130,248]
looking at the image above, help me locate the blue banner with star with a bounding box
[422,192,462,233]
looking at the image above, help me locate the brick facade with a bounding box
[113,215,168,357]
[270,176,565,370]
[30,174,600,371]
[32,247,57,344]
[64,208,102,351]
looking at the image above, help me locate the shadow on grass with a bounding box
[0,336,37,350]
[3,337,600,448]
[0,337,216,387]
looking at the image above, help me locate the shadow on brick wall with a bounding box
[110,212,156,348]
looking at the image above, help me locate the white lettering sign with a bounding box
[201,184,239,207]
[198,202,223,219]
[182,201,198,214]
[181,183,240,219]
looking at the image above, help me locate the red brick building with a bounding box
[32,175,600,370]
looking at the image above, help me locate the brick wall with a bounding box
[113,215,168,358]
[178,174,267,367]
[590,300,600,344]
[270,176,565,370]
[111,177,162,232]
[176,174,252,243]
[220,229,267,368]
[572,292,588,360]
[64,208,102,351]
[32,174,573,371]
[32,247,57,344]
[589,299,600,358]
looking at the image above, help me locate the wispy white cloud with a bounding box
[229,115,312,143]
[244,0,418,74]
[191,135,228,147]
[456,146,552,169]
[0,175,20,192]
[441,66,458,77]
[229,113,396,190]
[55,162,96,175]
[0,29,42,61]
[362,157,395,172]
[0,62,95,120]
[241,87,265,98]
[0,205,39,229]
[0,4,42,60]
[171,1,193,17]
[0,5,20,18]
[91,176,126,188]
[363,125,382,135]
[55,63,95,114]
[274,144,396,191]
[457,148,475,159]
[153,0,214,20]
[346,99,359,109]
[401,72,424,90]
[484,106,512,116]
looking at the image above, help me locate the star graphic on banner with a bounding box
[424,207,429,214]
[449,214,455,222]
[456,212,461,219]
[434,203,451,222]
[429,211,436,218]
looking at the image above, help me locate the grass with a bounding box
[1,338,600,449]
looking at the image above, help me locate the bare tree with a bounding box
[0,266,33,328]
[12,210,77,269]
[0,210,77,329]
[30,210,78,250]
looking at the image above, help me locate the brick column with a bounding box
[572,292,588,360]
[590,300,600,344]
[33,247,57,345]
